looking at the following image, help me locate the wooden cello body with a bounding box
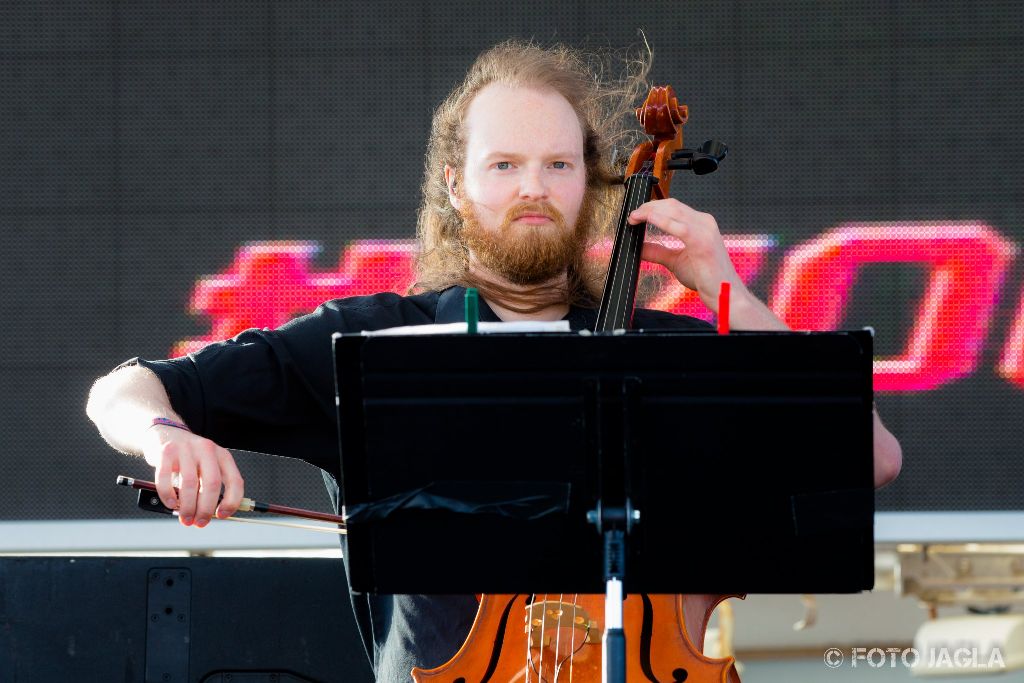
[413,593,740,682]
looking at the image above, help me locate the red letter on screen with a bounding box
[172,240,416,356]
[770,223,1015,392]
[998,287,1024,388]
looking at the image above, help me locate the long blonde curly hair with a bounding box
[413,40,652,312]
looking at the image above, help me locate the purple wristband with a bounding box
[150,417,191,432]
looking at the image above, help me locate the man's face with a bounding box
[447,83,588,285]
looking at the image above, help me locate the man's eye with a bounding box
[552,161,567,169]
[495,161,511,170]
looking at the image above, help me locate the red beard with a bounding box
[460,200,586,286]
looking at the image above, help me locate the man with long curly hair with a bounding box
[88,40,901,680]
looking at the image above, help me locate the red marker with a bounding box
[718,282,731,335]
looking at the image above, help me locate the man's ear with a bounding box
[444,165,463,211]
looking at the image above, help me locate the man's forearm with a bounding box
[86,366,182,458]
[722,285,790,331]
[872,409,903,488]
[88,366,245,524]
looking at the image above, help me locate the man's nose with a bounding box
[518,169,549,200]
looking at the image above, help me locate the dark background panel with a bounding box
[1,215,120,368]
[0,58,117,210]
[115,211,280,358]
[895,0,1024,46]
[0,2,114,53]
[118,56,273,212]
[118,0,270,54]
[893,43,1022,202]
[0,1,1022,520]
[0,557,374,682]
[0,366,149,519]
[736,45,899,205]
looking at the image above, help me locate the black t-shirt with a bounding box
[129,286,711,681]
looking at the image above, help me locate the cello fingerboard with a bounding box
[594,172,657,332]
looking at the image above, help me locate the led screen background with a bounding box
[1,1,1022,520]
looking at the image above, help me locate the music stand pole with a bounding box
[588,502,636,683]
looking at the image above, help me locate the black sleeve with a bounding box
[126,292,437,480]
[131,302,350,479]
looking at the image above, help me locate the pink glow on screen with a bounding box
[173,236,774,355]
[999,286,1024,389]
[771,223,1016,392]
[171,223,1023,393]
[171,240,416,357]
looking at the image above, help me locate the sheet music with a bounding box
[361,320,571,336]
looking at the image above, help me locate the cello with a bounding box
[413,86,740,683]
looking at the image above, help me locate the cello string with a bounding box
[553,592,564,681]
[601,174,626,327]
[609,173,639,328]
[601,174,633,329]
[622,172,644,327]
[568,593,579,683]
[622,165,652,328]
[538,593,548,682]
[623,165,653,328]
[608,173,642,329]
[611,177,634,329]
[524,594,534,683]
[619,173,641,327]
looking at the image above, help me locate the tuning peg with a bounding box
[667,139,729,175]
[698,139,728,160]
[691,140,728,175]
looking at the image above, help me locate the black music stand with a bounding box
[333,330,875,682]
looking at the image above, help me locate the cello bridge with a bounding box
[524,600,598,646]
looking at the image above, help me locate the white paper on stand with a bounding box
[361,320,571,336]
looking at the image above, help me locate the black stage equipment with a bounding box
[0,557,374,683]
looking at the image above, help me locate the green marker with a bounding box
[465,287,479,334]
